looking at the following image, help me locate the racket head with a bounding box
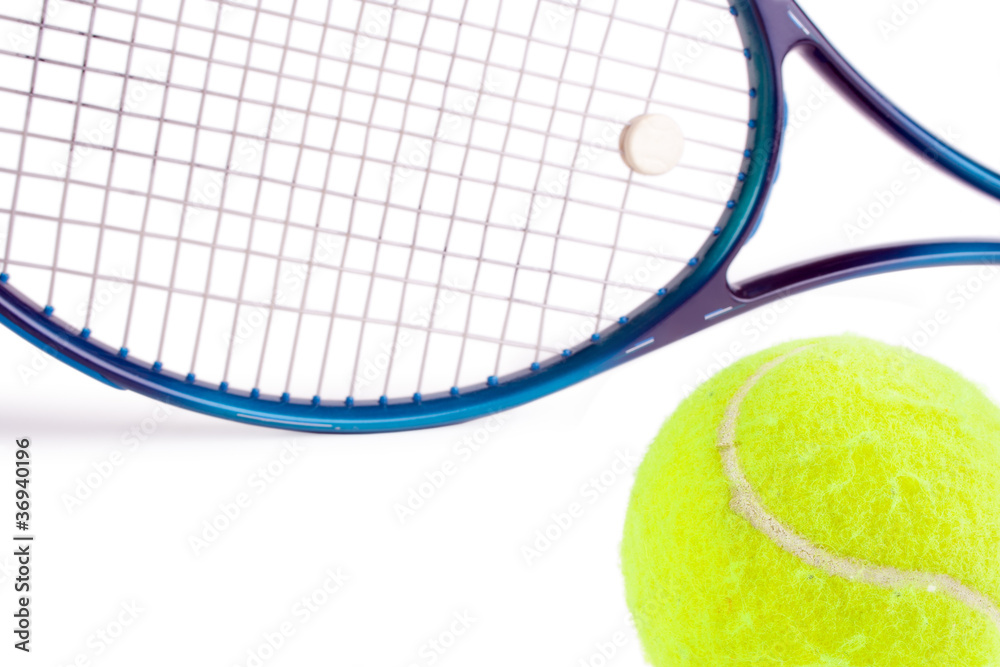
[0,0,780,432]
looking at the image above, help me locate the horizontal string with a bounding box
[2,256,615,353]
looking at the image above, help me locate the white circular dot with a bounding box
[619,114,685,176]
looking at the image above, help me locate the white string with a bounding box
[24,0,747,95]
[2,0,49,278]
[530,0,623,364]
[83,0,142,333]
[595,1,684,331]
[0,71,746,168]
[122,0,188,349]
[162,0,242,369]
[345,0,422,399]
[489,1,586,380]
[186,0,265,376]
[0,17,748,132]
[312,2,394,399]
[0,0,750,400]
[46,4,96,310]
[2,251,628,334]
[448,0,548,392]
[412,0,508,397]
[0,205,685,294]
[280,0,339,397]
[0,126,732,220]
[247,0,303,391]
[377,1,462,400]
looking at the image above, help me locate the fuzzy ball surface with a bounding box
[621,336,1000,666]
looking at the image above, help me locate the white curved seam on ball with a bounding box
[716,347,1000,634]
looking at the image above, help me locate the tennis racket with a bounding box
[1,0,997,432]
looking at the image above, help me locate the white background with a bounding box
[1,0,999,665]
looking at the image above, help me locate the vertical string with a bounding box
[47,2,98,311]
[85,0,143,333]
[2,1,50,279]
[412,0,506,396]
[448,0,549,390]
[278,0,338,397]
[157,0,239,365]
[122,0,189,349]
[310,1,384,400]
[0,0,751,402]
[529,0,622,363]
[491,2,585,378]
[594,0,682,332]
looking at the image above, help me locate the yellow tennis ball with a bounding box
[621,336,1000,666]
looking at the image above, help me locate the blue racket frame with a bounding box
[1,0,999,432]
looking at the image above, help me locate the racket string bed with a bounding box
[0,0,751,403]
